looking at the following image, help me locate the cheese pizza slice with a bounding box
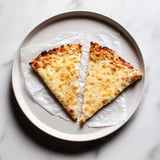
[80,42,143,124]
[29,44,82,121]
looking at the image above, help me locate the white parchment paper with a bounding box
[20,31,127,127]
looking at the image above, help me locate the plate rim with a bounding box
[12,11,146,142]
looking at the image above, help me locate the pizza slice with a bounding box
[29,44,82,121]
[80,42,143,124]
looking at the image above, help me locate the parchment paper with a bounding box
[20,31,127,127]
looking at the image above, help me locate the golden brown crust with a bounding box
[30,44,82,69]
[90,42,141,73]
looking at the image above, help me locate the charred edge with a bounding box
[66,43,82,48]
[119,56,128,64]
[102,46,114,52]
[48,48,57,52]
[90,42,115,53]
[118,56,136,70]
[29,62,33,66]
[40,50,47,55]
[41,44,82,55]
[40,45,68,56]
[90,41,102,46]
[40,48,57,55]
[29,44,82,65]
[135,74,143,80]
[91,41,97,45]
[79,119,86,127]
[39,44,76,55]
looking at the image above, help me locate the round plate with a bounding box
[12,11,145,142]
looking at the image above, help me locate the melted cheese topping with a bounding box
[80,42,142,123]
[30,44,82,121]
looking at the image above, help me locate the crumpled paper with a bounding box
[20,31,127,127]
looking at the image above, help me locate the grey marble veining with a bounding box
[69,0,84,9]
[0,0,160,160]
[0,125,6,143]
[0,119,8,146]
[148,143,160,160]
[156,101,160,110]
[1,60,13,69]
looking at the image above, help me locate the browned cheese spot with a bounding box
[62,58,66,64]
[64,103,69,108]
[97,77,102,81]
[66,65,71,71]
[106,79,111,83]
[89,82,95,85]
[69,109,74,113]
[73,86,78,91]
[33,62,40,69]
[84,107,88,112]
[84,88,89,92]
[114,88,120,96]
[121,82,127,87]
[102,99,108,105]
[55,67,61,72]
[80,119,85,124]
[90,109,95,114]
[58,84,62,89]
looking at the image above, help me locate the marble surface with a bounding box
[0,0,160,159]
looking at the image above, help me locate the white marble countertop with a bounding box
[0,0,160,159]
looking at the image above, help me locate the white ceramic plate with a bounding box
[12,11,145,142]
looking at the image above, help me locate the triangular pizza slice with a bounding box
[80,42,142,124]
[29,44,82,121]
